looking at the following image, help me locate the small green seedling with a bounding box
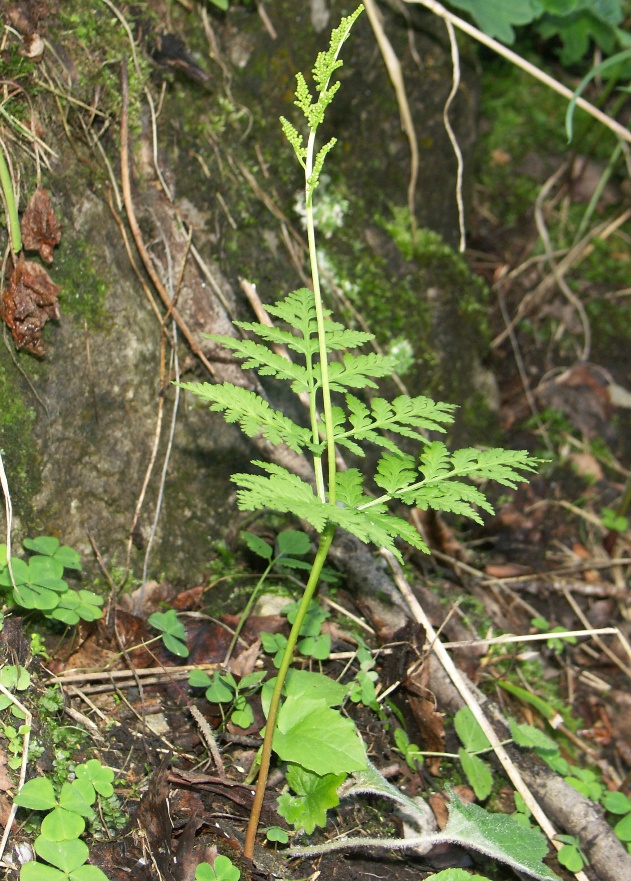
[263,825,289,845]
[601,507,628,533]
[277,764,345,833]
[454,707,493,801]
[393,727,424,772]
[530,617,577,655]
[0,538,103,626]
[602,790,631,847]
[555,834,587,873]
[195,855,240,881]
[189,669,266,729]
[0,665,31,719]
[347,642,379,709]
[261,599,331,667]
[2,723,31,770]
[148,608,189,657]
[15,763,112,881]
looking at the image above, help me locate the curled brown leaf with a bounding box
[20,187,61,263]
[1,253,60,355]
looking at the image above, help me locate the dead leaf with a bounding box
[1,253,60,355]
[20,187,61,263]
[484,563,533,579]
[229,639,261,678]
[0,749,12,792]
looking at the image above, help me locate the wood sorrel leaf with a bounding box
[34,836,88,872]
[15,777,56,810]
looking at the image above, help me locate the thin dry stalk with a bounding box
[381,549,593,878]
[0,688,32,865]
[406,0,631,146]
[189,703,226,778]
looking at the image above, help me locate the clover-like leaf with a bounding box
[15,777,57,811]
[41,808,85,841]
[34,836,88,873]
[75,760,115,798]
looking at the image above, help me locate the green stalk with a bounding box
[0,146,21,255]
[243,522,335,859]
[223,559,275,666]
[305,131,337,505]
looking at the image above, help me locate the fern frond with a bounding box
[322,353,396,391]
[333,469,428,559]
[180,382,313,453]
[210,336,309,388]
[266,289,319,340]
[407,481,493,523]
[374,452,417,495]
[325,327,375,351]
[232,463,329,532]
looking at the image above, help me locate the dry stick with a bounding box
[0,689,32,866]
[46,663,219,685]
[119,61,216,378]
[189,703,227,779]
[493,204,631,348]
[534,162,591,361]
[364,0,418,237]
[561,585,631,680]
[407,0,631,146]
[441,15,465,252]
[440,626,619,650]
[380,549,594,881]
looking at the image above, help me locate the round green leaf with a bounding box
[14,583,60,610]
[23,537,60,556]
[277,530,310,557]
[241,531,272,560]
[21,861,66,881]
[162,633,189,657]
[41,808,85,841]
[188,670,212,688]
[0,557,29,586]
[35,836,89,872]
[614,812,631,842]
[69,866,110,881]
[15,778,57,811]
[60,779,96,814]
[53,545,83,571]
[557,843,584,872]
[265,826,289,843]
[213,855,240,881]
[602,791,631,814]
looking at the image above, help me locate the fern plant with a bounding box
[181,4,537,859]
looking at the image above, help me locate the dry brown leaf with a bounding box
[20,187,62,263]
[1,253,60,355]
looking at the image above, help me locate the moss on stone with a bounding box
[0,348,39,519]
[54,237,108,327]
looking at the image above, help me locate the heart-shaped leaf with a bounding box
[15,777,57,811]
[35,835,89,872]
[41,807,85,841]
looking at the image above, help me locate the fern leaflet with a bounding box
[180,383,313,453]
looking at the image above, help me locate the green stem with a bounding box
[0,146,21,255]
[305,132,337,505]
[223,560,275,666]
[243,522,335,859]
